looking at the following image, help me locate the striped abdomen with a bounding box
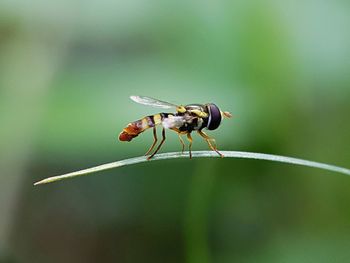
[119,113,166,142]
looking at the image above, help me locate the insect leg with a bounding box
[144,127,158,156]
[147,127,166,160]
[178,134,185,154]
[197,130,216,148]
[186,133,193,159]
[197,130,224,157]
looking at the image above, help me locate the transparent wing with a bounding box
[130,95,179,109]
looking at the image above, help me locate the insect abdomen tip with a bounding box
[119,131,134,141]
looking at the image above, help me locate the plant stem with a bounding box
[34,151,350,185]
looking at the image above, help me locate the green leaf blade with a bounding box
[34,151,350,185]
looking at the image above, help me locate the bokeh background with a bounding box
[0,1,350,262]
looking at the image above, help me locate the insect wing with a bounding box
[130,95,179,109]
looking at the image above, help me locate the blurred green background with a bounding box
[0,1,350,262]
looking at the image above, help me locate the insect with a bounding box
[119,95,232,160]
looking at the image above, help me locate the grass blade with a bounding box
[34,151,350,185]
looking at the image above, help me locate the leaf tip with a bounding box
[33,180,46,186]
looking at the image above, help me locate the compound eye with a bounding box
[206,104,222,130]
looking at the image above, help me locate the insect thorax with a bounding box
[174,104,209,132]
[160,103,222,132]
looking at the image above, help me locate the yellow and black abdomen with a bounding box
[119,113,165,142]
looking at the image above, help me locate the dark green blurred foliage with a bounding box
[0,1,349,262]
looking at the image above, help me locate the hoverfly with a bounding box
[119,95,232,159]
